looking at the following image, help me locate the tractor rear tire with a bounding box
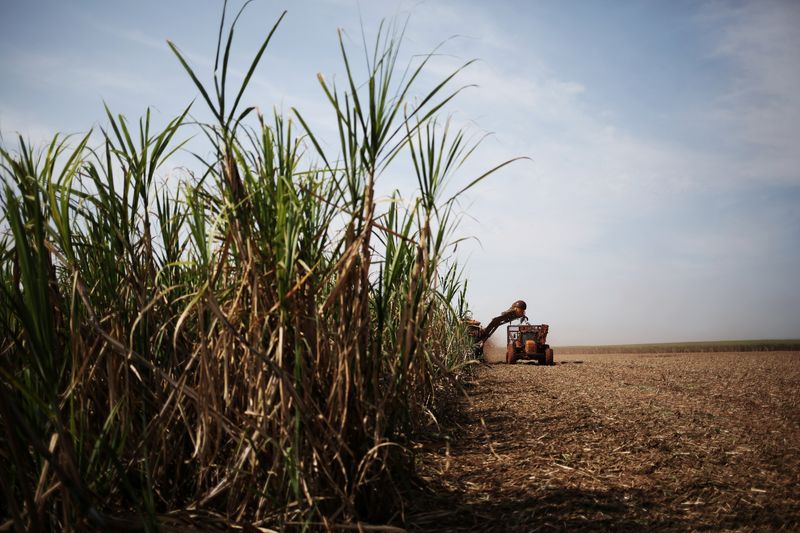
[545,348,554,366]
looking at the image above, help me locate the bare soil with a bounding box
[406,352,800,531]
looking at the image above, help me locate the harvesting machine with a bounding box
[466,300,554,365]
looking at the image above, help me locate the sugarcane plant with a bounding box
[0,3,519,529]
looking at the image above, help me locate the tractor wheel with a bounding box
[506,351,517,364]
[545,348,554,366]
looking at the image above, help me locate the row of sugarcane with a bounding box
[0,6,517,530]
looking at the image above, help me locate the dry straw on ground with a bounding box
[408,351,800,531]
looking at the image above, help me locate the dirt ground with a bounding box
[406,351,800,531]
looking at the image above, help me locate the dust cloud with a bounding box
[483,339,506,363]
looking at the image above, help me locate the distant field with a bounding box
[555,339,800,354]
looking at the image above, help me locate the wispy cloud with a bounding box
[702,1,800,183]
[0,109,59,143]
[3,48,158,95]
[390,0,800,342]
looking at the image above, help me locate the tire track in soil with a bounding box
[406,352,800,532]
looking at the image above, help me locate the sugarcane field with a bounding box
[2,1,799,531]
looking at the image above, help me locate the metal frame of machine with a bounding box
[506,324,554,365]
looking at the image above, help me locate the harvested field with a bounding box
[407,351,800,531]
[556,340,800,355]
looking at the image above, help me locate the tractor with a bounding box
[506,323,554,365]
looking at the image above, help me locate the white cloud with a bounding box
[379,1,800,343]
[0,110,59,144]
[703,1,800,182]
[4,49,158,95]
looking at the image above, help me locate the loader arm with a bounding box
[476,300,528,345]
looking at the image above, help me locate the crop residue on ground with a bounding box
[408,351,800,531]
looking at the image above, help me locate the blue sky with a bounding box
[2,0,799,344]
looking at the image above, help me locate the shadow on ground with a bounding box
[406,484,684,532]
